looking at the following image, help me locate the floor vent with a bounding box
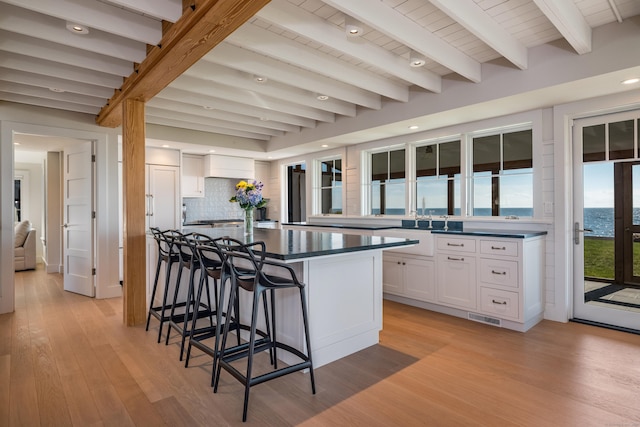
[468,312,502,327]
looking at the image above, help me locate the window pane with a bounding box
[499,169,533,217]
[370,182,381,214]
[321,160,333,187]
[439,140,461,175]
[583,124,605,162]
[371,152,387,181]
[417,176,447,215]
[473,135,500,172]
[334,159,342,183]
[473,171,493,216]
[389,149,405,179]
[385,180,405,215]
[416,145,436,177]
[321,187,342,214]
[503,130,532,170]
[609,119,634,160]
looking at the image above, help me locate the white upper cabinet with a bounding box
[182,154,205,198]
[204,154,254,179]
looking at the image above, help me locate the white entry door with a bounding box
[63,141,95,297]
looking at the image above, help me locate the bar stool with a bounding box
[146,228,182,343]
[165,232,215,361]
[185,238,260,387]
[213,237,316,422]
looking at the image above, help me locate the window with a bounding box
[471,129,533,217]
[318,158,342,214]
[369,148,406,215]
[415,140,460,216]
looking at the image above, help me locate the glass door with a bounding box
[573,112,640,332]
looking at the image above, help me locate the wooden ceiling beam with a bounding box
[96,0,271,128]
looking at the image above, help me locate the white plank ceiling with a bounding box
[2,0,640,156]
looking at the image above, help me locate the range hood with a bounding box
[204,154,254,179]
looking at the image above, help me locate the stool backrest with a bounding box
[213,237,265,286]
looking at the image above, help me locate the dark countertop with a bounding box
[182,226,418,260]
[431,229,547,239]
[282,221,546,238]
[184,219,243,226]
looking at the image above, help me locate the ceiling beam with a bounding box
[96,0,271,128]
[155,88,316,128]
[0,91,99,115]
[100,0,182,23]
[0,81,105,107]
[145,116,272,141]
[1,0,162,45]
[321,0,481,83]
[147,97,301,133]
[0,30,134,77]
[227,23,409,102]
[256,0,441,93]
[0,52,124,88]
[0,2,147,63]
[0,67,115,98]
[203,43,382,109]
[166,78,334,122]
[429,0,528,70]
[533,0,592,54]
[184,61,356,117]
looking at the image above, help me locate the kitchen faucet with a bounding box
[440,215,449,231]
[428,210,434,229]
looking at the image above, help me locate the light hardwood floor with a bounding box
[2,266,640,426]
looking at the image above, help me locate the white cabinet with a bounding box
[436,249,477,310]
[383,254,435,302]
[476,237,544,326]
[204,154,254,179]
[146,164,180,230]
[181,154,204,198]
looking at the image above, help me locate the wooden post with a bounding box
[122,98,147,326]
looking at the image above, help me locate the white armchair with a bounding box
[15,220,36,271]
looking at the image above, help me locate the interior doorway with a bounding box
[286,163,306,222]
[573,110,640,332]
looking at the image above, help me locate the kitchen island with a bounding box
[180,226,418,368]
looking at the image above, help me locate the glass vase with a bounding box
[244,208,254,236]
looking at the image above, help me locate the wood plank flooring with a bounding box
[2,266,640,426]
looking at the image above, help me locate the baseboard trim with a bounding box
[571,318,640,335]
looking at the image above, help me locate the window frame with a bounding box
[313,156,343,215]
[363,146,409,216]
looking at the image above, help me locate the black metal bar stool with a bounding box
[213,237,316,422]
[146,227,182,343]
[165,232,215,361]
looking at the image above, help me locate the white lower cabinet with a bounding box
[387,233,545,332]
[383,254,435,302]
[436,253,477,310]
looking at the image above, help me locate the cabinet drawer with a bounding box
[437,237,476,253]
[479,287,519,320]
[479,258,519,289]
[480,240,518,257]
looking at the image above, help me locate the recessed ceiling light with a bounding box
[209,149,216,153]
[49,87,65,93]
[267,156,273,159]
[161,144,170,148]
[345,16,363,37]
[317,95,329,101]
[409,50,426,68]
[66,21,89,35]
[203,105,214,110]
[621,78,640,85]
[254,75,267,83]
[259,117,269,121]
[408,125,419,130]
[321,144,329,148]
[13,142,20,146]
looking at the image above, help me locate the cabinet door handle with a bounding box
[492,299,507,305]
[447,242,464,247]
[402,262,406,265]
[491,270,507,275]
[491,246,506,250]
[397,261,401,265]
[447,256,464,261]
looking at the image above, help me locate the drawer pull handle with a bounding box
[492,299,507,305]
[491,270,507,275]
[447,243,464,247]
[491,246,506,250]
[447,256,464,261]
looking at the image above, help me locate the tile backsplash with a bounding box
[182,177,244,222]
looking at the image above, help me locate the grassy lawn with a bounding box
[583,237,640,279]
